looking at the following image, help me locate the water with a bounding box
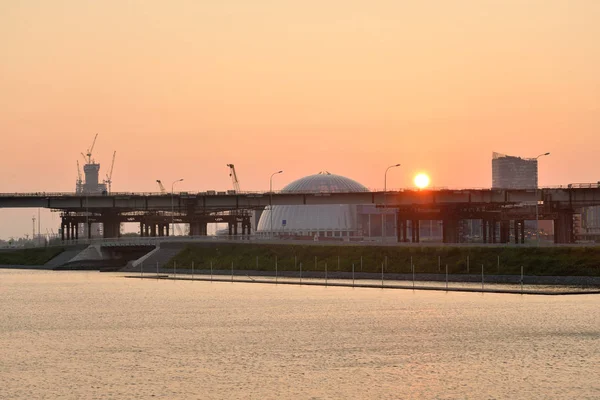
[1,270,599,399]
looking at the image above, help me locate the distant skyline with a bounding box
[1,1,599,239]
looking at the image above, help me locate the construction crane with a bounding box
[76,160,83,192]
[227,164,241,192]
[84,133,99,164]
[156,180,167,194]
[104,151,116,193]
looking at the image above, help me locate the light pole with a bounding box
[535,153,550,246]
[171,178,184,237]
[269,170,283,239]
[383,164,401,242]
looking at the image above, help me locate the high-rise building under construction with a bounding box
[491,152,538,189]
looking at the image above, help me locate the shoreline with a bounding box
[3,264,600,287]
[130,266,600,287]
[125,274,600,296]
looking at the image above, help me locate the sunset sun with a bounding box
[414,173,430,189]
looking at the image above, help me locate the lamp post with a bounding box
[535,153,550,246]
[269,170,283,239]
[171,178,184,237]
[383,164,401,242]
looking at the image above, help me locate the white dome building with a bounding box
[256,171,369,239]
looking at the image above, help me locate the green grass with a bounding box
[166,243,600,276]
[0,247,66,266]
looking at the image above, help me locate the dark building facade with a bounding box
[492,152,538,189]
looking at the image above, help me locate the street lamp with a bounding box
[269,170,283,239]
[535,153,550,246]
[171,178,184,237]
[383,164,401,242]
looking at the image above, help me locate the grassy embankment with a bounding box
[0,247,65,266]
[167,243,600,276]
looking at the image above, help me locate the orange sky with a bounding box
[1,1,599,239]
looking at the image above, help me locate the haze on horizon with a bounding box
[1,0,599,239]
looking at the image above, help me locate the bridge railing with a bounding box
[1,183,600,198]
[51,235,267,247]
[30,234,600,249]
[0,189,496,196]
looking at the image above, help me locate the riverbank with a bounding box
[126,274,600,295]
[166,242,600,277]
[0,264,55,270]
[136,266,600,287]
[0,247,65,266]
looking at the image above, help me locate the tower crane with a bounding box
[84,133,98,164]
[104,151,116,193]
[227,164,241,192]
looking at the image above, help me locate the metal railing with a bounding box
[2,183,600,198]
[22,234,598,248]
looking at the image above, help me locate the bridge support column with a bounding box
[189,222,205,236]
[396,218,408,242]
[228,223,233,236]
[442,219,460,243]
[482,220,487,243]
[158,224,165,237]
[102,214,120,239]
[500,221,510,243]
[414,220,420,242]
[489,220,497,244]
[554,211,574,244]
[409,220,420,243]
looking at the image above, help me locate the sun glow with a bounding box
[414,173,430,189]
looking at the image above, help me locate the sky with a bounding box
[1,0,599,239]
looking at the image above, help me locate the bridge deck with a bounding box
[1,186,600,211]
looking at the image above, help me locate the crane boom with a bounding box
[156,180,167,194]
[76,161,83,193]
[85,133,98,164]
[76,161,82,183]
[105,151,116,193]
[227,164,241,192]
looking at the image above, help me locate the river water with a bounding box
[1,269,599,399]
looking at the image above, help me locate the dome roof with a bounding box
[281,171,368,193]
[256,171,369,236]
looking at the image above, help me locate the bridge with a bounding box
[1,184,599,244]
